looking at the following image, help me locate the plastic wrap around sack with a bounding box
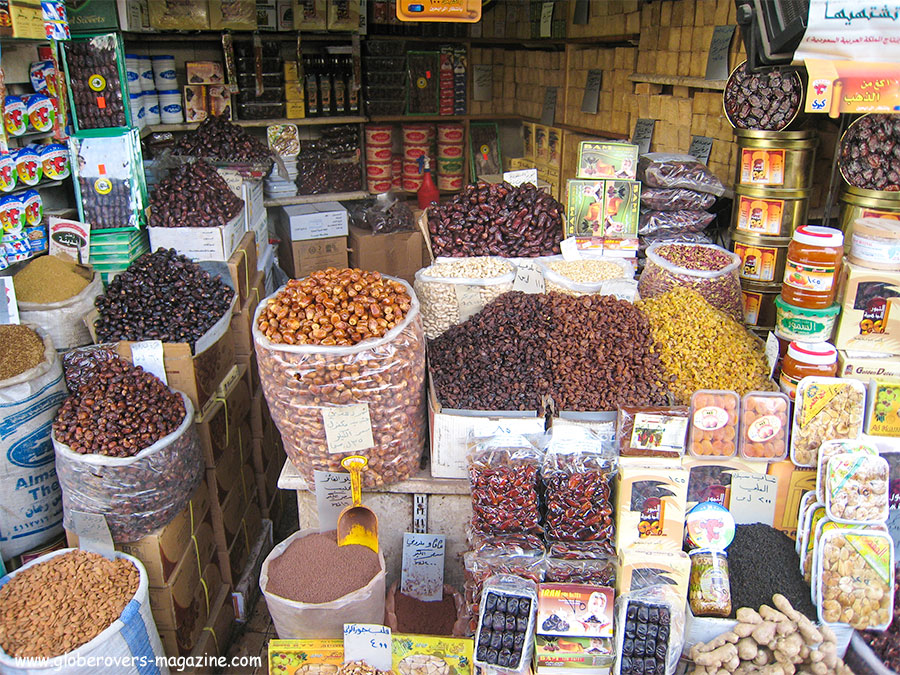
[253,277,426,489]
[637,153,726,197]
[54,392,202,543]
[17,272,102,351]
[414,257,516,339]
[613,585,686,675]
[260,529,387,639]
[537,255,634,297]
[0,549,168,675]
[0,325,66,560]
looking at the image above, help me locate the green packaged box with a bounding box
[566,180,605,238]
[565,179,640,240]
[577,141,639,180]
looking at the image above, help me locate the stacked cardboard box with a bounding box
[563,46,636,137]
[565,0,641,39]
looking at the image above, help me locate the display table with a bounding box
[278,460,472,587]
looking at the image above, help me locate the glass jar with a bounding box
[688,549,732,618]
[778,341,838,400]
[781,225,844,309]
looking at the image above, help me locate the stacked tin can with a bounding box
[401,124,435,192]
[436,123,464,192]
[364,124,393,194]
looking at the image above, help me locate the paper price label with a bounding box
[321,404,375,454]
[513,263,545,294]
[541,87,558,126]
[730,472,778,526]
[582,69,602,114]
[401,532,446,601]
[343,624,392,671]
[455,284,484,322]
[503,168,538,187]
[540,2,554,38]
[705,25,736,81]
[560,237,582,261]
[130,340,167,384]
[314,470,353,532]
[0,277,19,325]
[70,511,115,555]
[473,64,492,101]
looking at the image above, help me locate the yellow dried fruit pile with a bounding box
[638,286,775,404]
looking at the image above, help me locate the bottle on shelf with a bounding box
[304,55,319,117]
[418,157,439,209]
[346,56,359,115]
[318,56,333,117]
[781,225,844,309]
[333,56,346,115]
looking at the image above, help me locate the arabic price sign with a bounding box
[805,59,900,116]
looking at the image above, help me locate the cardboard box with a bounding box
[112,320,236,415]
[117,0,151,32]
[838,350,900,383]
[284,60,299,82]
[208,0,256,29]
[148,522,220,633]
[276,0,293,30]
[195,369,252,467]
[257,6,277,30]
[228,232,259,306]
[522,123,535,161]
[348,224,426,285]
[10,0,44,39]
[186,61,226,86]
[148,0,210,29]
[767,460,815,540]
[285,100,305,118]
[232,518,274,622]
[577,141,639,180]
[616,547,690,600]
[207,422,253,500]
[67,0,120,32]
[285,81,304,102]
[223,496,264,585]
[326,0,357,30]
[391,635,474,675]
[269,640,344,673]
[834,262,900,354]
[208,85,232,119]
[537,584,614,638]
[148,211,246,263]
[866,380,900,437]
[276,202,348,241]
[183,586,235,662]
[535,636,614,668]
[183,85,208,123]
[428,381,545,479]
[292,0,326,29]
[231,269,264,356]
[277,235,348,279]
[615,460,688,553]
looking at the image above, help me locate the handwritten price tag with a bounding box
[541,87,558,126]
[130,340,167,385]
[513,262,545,294]
[313,470,353,532]
[343,624,392,671]
[688,135,714,164]
[473,64,492,101]
[0,277,19,325]
[540,1,554,38]
[631,118,656,156]
[705,25,736,81]
[730,472,778,526]
[503,168,538,187]
[455,285,484,322]
[321,404,375,454]
[401,532,446,601]
[582,69,602,114]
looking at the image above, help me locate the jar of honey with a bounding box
[781,225,844,309]
[778,341,838,400]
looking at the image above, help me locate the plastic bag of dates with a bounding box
[252,270,426,488]
[637,154,726,197]
[541,428,617,553]
[53,389,202,543]
[613,586,686,675]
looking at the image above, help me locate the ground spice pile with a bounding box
[266,531,380,603]
[394,588,457,635]
[0,324,45,380]
[13,255,90,303]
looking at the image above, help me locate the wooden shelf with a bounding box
[278,458,470,495]
[123,31,351,42]
[263,190,369,207]
[9,178,67,195]
[144,115,366,135]
[629,73,727,91]
[519,117,628,139]
[365,34,638,47]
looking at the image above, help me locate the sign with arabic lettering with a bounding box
[400,532,446,601]
[796,0,900,63]
[804,58,900,115]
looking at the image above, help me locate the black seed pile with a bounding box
[727,524,816,620]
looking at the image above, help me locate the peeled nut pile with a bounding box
[427,182,564,257]
[689,594,853,674]
[174,114,272,164]
[840,114,900,191]
[257,268,412,346]
[724,63,802,131]
[792,382,865,466]
[429,291,668,411]
[149,160,244,228]
[826,454,888,521]
[53,357,185,457]
[0,550,138,658]
[94,248,234,348]
[820,532,893,629]
[637,286,774,404]
[543,259,627,294]
[414,257,515,339]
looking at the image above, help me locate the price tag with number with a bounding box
[343,624,392,671]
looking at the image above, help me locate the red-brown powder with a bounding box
[394,588,457,635]
[266,531,380,603]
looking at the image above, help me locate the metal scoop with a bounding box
[336,455,379,553]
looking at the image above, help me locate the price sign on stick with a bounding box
[344,624,392,671]
[401,532,446,601]
[314,470,353,532]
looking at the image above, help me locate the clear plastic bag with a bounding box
[613,585,686,675]
[61,344,120,396]
[640,187,717,212]
[637,153,726,196]
[816,440,878,503]
[54,391,203,543]
[541,428,617,553]
[260,529,386,638]
[414,257,516,339]
[638,210,715,237]
[17,271,102,351]
[383,580,467,637]
[467,434,544,537]
[545,554,616,587]
[538,255,633,296]
[473,574,538,673]
[349,192,417,234]
[462,548,545,636]
[252,278,426,488]
[638,242,742,322]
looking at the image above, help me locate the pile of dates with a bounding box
[150,160,244,228]
[724,63,802,131]
[840,114,900,191]
[428,182,564,257]
[174,115,272,164]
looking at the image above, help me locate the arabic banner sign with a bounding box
[805,58,900,115]
[795,0,900,63]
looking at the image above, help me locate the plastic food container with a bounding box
[848,217,900,270]
[236,72,284,89]
[774,295,840,342]
[815,439,878,503]
[688,390,739,458]
[238,102,285,120]
[237,87,285,104]
[790,377,866,467]
[738,391,790,461]
[778,341,838,401]
[825,453,890,524]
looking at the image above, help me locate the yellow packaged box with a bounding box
[867,380,900,437]
[834,261,900,354]
[838,350,900,383]
[269,639,344,672]
[616,547,690,601]
[615,460,688,553]
[391,634,474,675]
